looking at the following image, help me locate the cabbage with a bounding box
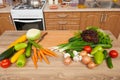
[26,29,41,40]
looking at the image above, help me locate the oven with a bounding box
[13,18,43,30]
[11,0,46,30]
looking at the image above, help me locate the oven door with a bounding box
[13,19,43,30]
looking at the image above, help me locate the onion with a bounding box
[87,62,97,69]
[64,57,72,65]
[79,51,87,57]
[81,56,92,65]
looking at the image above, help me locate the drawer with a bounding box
[44,12,80,19]
[45,19,80,25]
[46,24,80,30]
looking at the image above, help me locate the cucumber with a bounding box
[14,43,27,51]
[106,57,113,69]
[0,46,16,61]
[25,42,32,58]
[16,54,26,67]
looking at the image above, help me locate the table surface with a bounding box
[0,30,120,80]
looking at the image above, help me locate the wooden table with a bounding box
[0,30,120,80]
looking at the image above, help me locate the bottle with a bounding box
[78,0,86,8]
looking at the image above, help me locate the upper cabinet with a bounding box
[0,13,15,35]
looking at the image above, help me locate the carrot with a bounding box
[32,47,38,62]
[8,34,27,48]
[37,50,42,62]
[39,49,50,64]
[44,49,58,57]
[41,49,55,57]
[32,55,38,69]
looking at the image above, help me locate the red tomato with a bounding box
[109,50,119,58]
[0,59,11,68]
[84,45,92,53]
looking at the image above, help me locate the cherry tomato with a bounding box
[0,59,11,68]
[109,50,119,58]
[84,45,92,53]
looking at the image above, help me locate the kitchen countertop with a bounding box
[1,2,120,13]
[0,5,12,13]
[43,3,120,12]
[0,30,120,80]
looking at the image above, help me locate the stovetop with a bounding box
[12,1,45,10]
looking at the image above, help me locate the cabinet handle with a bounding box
[57,14,68,18]
[58,21,67,25]
[104,14,107,22]
[100,14,104,23]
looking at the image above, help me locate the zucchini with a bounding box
[25,42,32,58]
[0,46,16,61]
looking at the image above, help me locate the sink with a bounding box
[85,1,120,8]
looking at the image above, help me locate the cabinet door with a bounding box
[0,13,15,34]
[80,12,102,30]
[101,12,120,38]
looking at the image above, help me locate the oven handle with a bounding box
[14,19,41,23]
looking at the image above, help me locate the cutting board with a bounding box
[0,30,120,80]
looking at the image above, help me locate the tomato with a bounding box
[109,50,119,58]
[0,59,11,68]
[84,45,92,53]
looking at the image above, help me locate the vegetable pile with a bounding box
[0,29,58,69]
[52,27,119,69]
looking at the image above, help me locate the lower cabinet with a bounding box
[0,13,15,35]
[44,11,120,37]
[101,12,120,38]
[44,12,80,30]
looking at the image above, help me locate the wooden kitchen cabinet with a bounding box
[101,11,120,38]
[80,11,120,38]
[0,13,15,35]
[80,12,102,30]
[44,12,80,30]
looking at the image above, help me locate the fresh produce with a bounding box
[87,62,96,69]
[0,46,16,61]
[14,42,27,51]
[79,51,87,57]
[28,40,41,49]
[8,34,27,48]
[26,29,41,40]
[103,50,108,59]
[83,45,92,53]
[91,45,103,55]
[31,46,58,68]
[81,29,99,43]
[0,59,11,68]
[64,57,72,65]
[81,55,92,65]
[10,49,25,63]
[25,42,32,58]
[109,50,119,58]
[94,51,104,65]
[16,54,26,67]
[106,57,113,69]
